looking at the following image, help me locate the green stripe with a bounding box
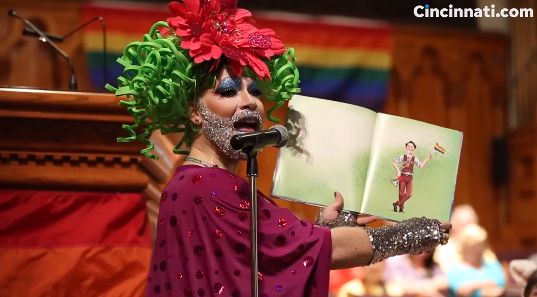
[88,52,121,65]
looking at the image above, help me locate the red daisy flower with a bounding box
[166,0,285,79]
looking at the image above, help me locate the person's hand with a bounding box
[356,214,379,226]
[440,222,451,245]
[396,171,401,178]
[321,191,344,222]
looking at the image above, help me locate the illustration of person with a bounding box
[392,141,432,213]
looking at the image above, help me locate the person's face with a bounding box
[192,67,265,160]
[406,143,416,154]
[462,241,486,264]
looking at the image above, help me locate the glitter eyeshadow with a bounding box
[214,77,241,94]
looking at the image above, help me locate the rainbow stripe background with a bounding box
[82,3,392,111]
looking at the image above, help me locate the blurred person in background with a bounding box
[384,251,448,297]
[435,204,498,272]
[446,224,505,297]
[509,254,537,297]
[337,261,401,297]
[329,268,366,297]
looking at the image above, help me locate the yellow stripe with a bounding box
[0,246,151,297]
[85,32,391,70]
[295,46,391,69]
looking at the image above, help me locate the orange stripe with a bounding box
[0,246,151,297]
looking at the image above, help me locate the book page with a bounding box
[272,95,377,211]
[361,113,462,221]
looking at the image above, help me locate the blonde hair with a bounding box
[458,223,488,251]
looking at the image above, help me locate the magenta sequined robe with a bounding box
[146,165,332,297]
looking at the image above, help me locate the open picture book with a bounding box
[271,95,463,222]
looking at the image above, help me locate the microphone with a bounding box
[8,9,78,90]
[230,125,289,152]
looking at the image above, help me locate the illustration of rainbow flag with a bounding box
[82,3,392,111]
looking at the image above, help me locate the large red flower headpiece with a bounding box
[166,0,285,79]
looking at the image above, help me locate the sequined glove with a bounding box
[315,208,359,228]
[365,217,445,264]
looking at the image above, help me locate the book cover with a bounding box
[271,95,463,222]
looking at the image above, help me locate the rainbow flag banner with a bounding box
[0,190,151,296]
[82,4,392,111]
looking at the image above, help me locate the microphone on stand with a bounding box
[230,125,289,153]
[20,16,108,88]
[8,9,78,90]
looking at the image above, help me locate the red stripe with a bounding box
[81,4,391,50]
[0,190,150,248]
[255,17,392,50]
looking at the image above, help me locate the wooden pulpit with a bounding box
[0,88,148,191]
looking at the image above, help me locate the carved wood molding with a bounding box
[0,151,139,167]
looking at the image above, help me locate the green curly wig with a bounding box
[106,21,301,159]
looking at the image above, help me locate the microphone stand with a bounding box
[244,147,260,297]
[8,10,77,91]
[18,14,108,90]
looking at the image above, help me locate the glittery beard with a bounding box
[197,102,263,160]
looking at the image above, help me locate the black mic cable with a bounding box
[19,15,108,89]
[63,16,107,87]
[8,9,78,91]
